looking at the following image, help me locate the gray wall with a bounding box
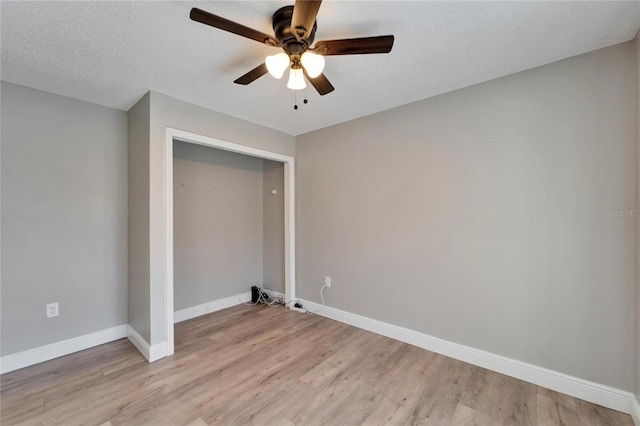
[147,91,295,345]
[173,142,264,310]
[127,93,151,341]
[635,34,640,404]
[263,160,285,294]
[296,42,636,391]
[1,82,128,355]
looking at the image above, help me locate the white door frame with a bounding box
[164,127,296,356]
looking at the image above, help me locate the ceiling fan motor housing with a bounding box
[273,5,317,53]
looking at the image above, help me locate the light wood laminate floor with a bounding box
[1,304,634,425]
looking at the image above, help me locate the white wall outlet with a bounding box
[46,302,59,318]
[325,276,332,288]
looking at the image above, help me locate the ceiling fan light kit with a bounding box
[190,0,395,103]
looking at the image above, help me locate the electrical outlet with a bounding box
[325,276,332,288]
[46,302,59,318]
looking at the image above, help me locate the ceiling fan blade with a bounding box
[190,8,279,46]
[234,63,269,85]
[291,0,322,40]
[306,72,334,96]
[313,35,394,56]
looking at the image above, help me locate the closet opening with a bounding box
[164,128,295,356]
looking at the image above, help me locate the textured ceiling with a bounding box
[2,1,639,136]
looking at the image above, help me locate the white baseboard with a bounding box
[174,291,252,323]
[148,342,167,362]
[299,299,636,416]
[631,395,640,426]
[0,325,127,374]
[126,325,167,362]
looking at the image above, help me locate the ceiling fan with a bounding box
[190,1,394,97]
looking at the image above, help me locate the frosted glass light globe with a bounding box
[300,51,325,78]
[265,52,290,79]
[287,67,306,90]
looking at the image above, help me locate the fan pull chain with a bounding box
[293,88,309,110]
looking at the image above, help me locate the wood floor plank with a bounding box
[401,355,475,425]
[575,398,635,426]
[495,375,538,425]
[98,345,146,375]
[298,326,371,386]
[184,417,208,426]
[289,334,403,424]
[537,387,578,411]
[202,321,347,424]
[295,340,408,425]
[448,403,496,426]
[361,345,437,425]
[26,379,170,425]
[536,389,580,426]
[1,304,634,426]
[0,394,45,425]
[117,319,341,425]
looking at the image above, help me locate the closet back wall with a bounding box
[173,141,263,310]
